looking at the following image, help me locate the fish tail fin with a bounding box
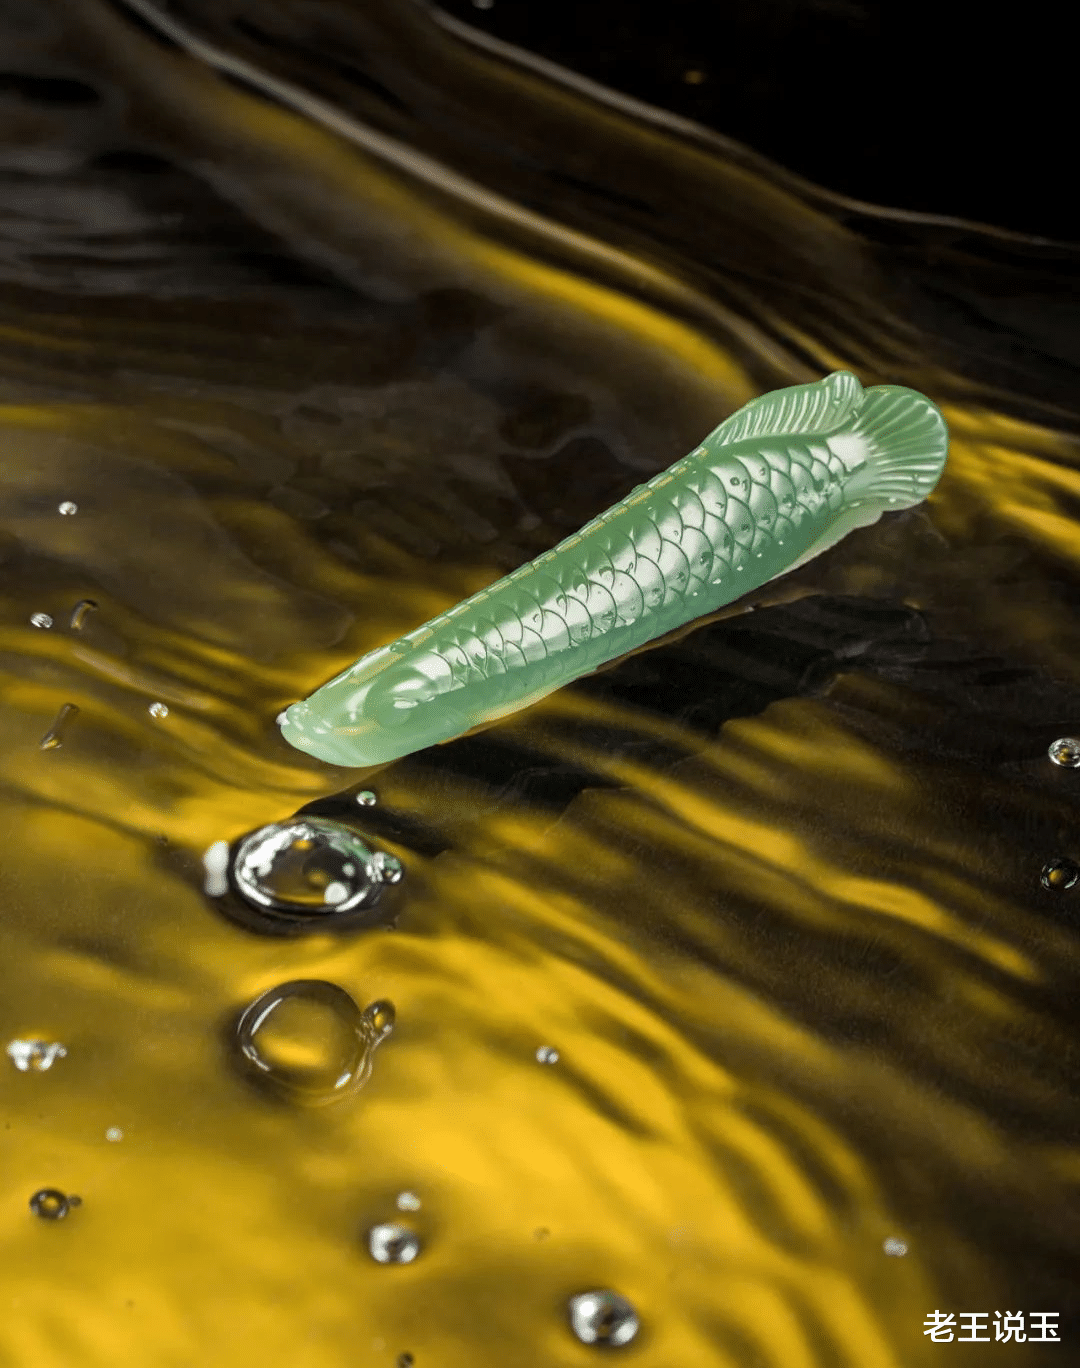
[836,384,949,508]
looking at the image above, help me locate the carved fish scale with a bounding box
[281,371,949,767]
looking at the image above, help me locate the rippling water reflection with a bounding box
[1,1,1078,1365]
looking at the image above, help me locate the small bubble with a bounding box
[148,702,169,718]
[367,1222,420,1264]
[6,1039,67,1072]
[229,818,402,926]
[472,0,493,8]
[536,1046,559,1065]
[396,1191,421,1212]
[30,1189,77,1221]
[105,1127,123,1142]
[39,702,79,751]
[1041,857,1079,891]
[568,1290,639,1347]
[69,598,98,630]
[202,839,230,898]
[58,501,78,516]
[356,790,377,806]
[533,1226,550,1240]
[30,612,53,629]
[1048,737,1080,767]
[882,1237,908,1257]
[396,1355,414,1367]
[233,980,394,1105]
[683,69,706,84]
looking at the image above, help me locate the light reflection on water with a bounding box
[0,1,1078,1365]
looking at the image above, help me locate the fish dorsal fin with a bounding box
[707,370,864,450]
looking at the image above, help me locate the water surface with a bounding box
[1,2,1079,1365]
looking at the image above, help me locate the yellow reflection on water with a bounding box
[0,2,1076,1365]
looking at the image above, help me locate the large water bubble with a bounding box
[224,818,404,933]
[233,980,394,1106]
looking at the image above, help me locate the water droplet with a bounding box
[567,1290,639,1346]
[229,818,403,927]
[1048,737,1080,767]
[396,1191,421,1212]
[536,1046,560,1065]
[371,851,403,884]
[1041,857,1079,891]
[202,839,230,897]
[58,501,78,516]
[367,1222,420,1264]
[148,702,169,718]
[30,612,53,629]
[69,599,98,630]
[882,1236,908,1256]
[39,702,79,751]
[233,980,394,1105]
[105,1127,123,1142]
[30,1189,78,1220]
[6,1039,67,1072]
[356,790,377,806]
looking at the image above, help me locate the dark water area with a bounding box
[0,1,1078,1365]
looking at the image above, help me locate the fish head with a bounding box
[279,646,465,767]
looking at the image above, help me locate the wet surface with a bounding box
[1,2,1078,1365]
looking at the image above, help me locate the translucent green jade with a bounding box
[280,371,948,767]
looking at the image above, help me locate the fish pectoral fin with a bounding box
[780,501,886,573]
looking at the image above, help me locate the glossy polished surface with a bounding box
[281,373,948,766]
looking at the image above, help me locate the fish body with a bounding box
[280,371,948,766]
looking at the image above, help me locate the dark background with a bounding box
[438,0,1072,242]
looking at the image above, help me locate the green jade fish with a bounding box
[280,371,948,767]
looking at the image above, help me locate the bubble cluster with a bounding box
[233,980,394,1105]
[567,1289,640,1346]
[536,1045,560,1065]
[882,1236,908,1256]
[148,702,169,719]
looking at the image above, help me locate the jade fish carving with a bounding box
[280,371,948,766]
